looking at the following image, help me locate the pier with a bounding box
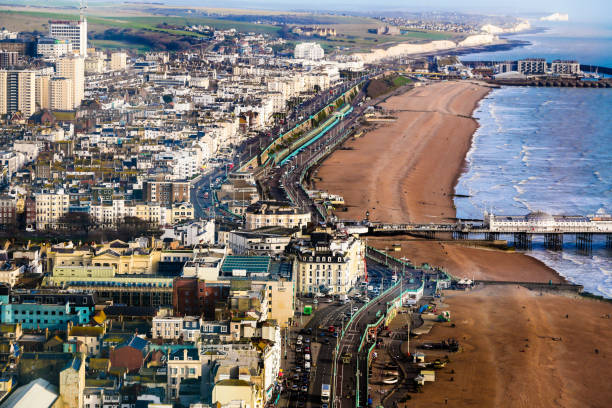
[367,210,612,253]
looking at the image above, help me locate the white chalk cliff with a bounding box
[353,34,497,63]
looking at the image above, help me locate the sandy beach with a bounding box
[314,79,612,405]
[316,80,489,224]
[367,236,564,283]
[315,80,561,282]
[408,285,612,408]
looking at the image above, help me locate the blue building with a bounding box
[0,290,95,330]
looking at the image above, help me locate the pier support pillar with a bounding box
[452,231,469,240]
[486,232,500,241]
[423,231,435,239]
[544,233,563,251]
[576,233,593,254]
[606,234,612,250]
[514,233,532,250]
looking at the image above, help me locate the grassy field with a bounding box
[0,5,456,53]
[0,9,280,36]
[90,39,151,52]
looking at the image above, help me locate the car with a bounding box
[332,332,338,338]
[352,306,359,313]
[323,338,330,345]
[304,346,310,353]
[292,384,299,391]
[301,385,308,392]
[304,337,311,344]
[322,404,329,408]
[296,339,302,346]
[319,332,325,337]
[295,367,302,373]
[293,374,300,381]
[296,346,302,353]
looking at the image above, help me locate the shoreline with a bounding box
[315,80,563,283]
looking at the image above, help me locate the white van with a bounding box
[305,353,311,362]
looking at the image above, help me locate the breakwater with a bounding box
[486,78,612,87]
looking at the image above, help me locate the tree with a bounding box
[116,216,161,241]
[162,94,173,104]
[58,212,95,235]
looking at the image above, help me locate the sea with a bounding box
[454,21,612,298]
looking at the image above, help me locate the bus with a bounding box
[303,305,313,316]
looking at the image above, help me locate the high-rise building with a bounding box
[37,37,73,60]
[35,74,51,110]
[0,71,6,115]
[0,70,36,117]
[50,77,73,110]
[517,58,547,75]
[109,51,127,71]
[551,60,581,75]
[294,42,325,61]
[56,56,84,108]
[48,19,87,57]
[0,51,18,68]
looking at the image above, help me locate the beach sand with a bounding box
[316,80,489,224]
[367,236,564,283]
[312,80,612,405]
[407,285,612,408]
[316,80,561,282]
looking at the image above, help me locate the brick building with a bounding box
[172,277,229,319]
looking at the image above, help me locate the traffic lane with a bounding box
[335,282,405,407]
[305,302,350,404]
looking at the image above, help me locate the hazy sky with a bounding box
[159,0,612,23]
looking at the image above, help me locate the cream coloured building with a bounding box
[0,71,6,115]
[0,70,36,116]
[171,202,195,224]
[292,232,365,295]
[85,56,105,74]
[109,51,127,71]
[153,315,184,340]
[167,348,202,401]
[35,74,51,110]
[56,55,84,108]
[35,190,70,230]
[50,76,73,110]
[245,201,311,230]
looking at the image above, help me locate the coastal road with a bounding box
[334,277,406,408]
[281,259,397,408]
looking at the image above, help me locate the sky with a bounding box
[156,0,612,24]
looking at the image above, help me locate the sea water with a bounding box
[459,21,612,68]
[454,87,612,297]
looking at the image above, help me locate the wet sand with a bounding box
[408,285,612,408]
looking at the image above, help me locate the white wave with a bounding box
[526,249,612,298]
[593,171,604,183]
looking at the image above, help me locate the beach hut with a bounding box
[420,370,435,382]
[413,352,426,363]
